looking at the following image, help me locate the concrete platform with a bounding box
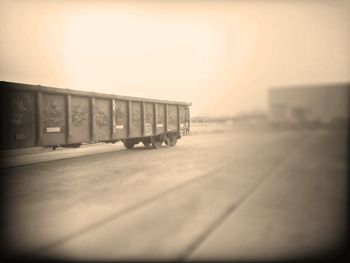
[1,127,348,261]
[188,130,348,260]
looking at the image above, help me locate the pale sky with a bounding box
[1,0,349,117]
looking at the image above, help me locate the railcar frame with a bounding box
[0,81,191,150]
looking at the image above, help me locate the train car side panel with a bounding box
[179,105,186,131]
[185,106,190,133]
[70,96,91,143]
[114,100,128,139]
[144,102,154,136]
[167,104,178,132]
[130,101,142,138]
[156,103,165,134]
[41,93,66,146]
[93,98,111,141]
[0,89,37,149]
[180,105,191,134]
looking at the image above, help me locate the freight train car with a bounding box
[0,81,191,150]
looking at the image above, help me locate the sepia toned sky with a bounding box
[1,0,349,117]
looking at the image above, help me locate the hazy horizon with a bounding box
[1,0,349,117]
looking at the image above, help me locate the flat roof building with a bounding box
[268,83,350,124]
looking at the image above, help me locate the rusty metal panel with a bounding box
[179,106,187,131]
[41,93,66,146]
[185,106,190,133]
[167,104,178,132]
[0,89,37,149]
[114,100,128,139]
[130,101,142,138]
[156,103,165,134]
[70,96,91,143]
[0,81,192,148]
[93,98,111,141]
[144,102,154,136]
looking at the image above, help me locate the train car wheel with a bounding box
[152,136,162,149]
[122,140,135,149]
[169,134,178,146]
[142,141,151,147]
[163,135,170,146]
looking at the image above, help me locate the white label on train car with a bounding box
[116,125,124,129]
[157,124,163,128]
[144,123,152,136]
[46,127,61,133]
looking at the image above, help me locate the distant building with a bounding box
[268,83,350,124]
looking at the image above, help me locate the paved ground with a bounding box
[0,124,348,261]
